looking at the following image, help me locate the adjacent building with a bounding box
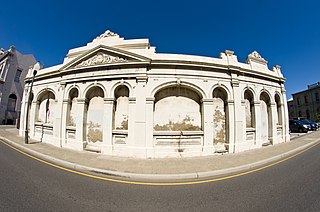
[19,30,289,158]
[0,46,37,125]
[288,82,320,122]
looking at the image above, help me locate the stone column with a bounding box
[127,97,136,147]
[202,99,214,154]
[278,102,285,142]
[231,79,244,152]
[30,100,38,138]
[55,82,66,147]
[270,102,277,144]
[145,97,155,157]
[60,99,69,147]
[133,76,148,157]
[19,87,28,136]
[227,100,235,153]
[75,98,86,149]
[254,101,262,146]
[281,87,290,142]
[241,99,248,144]
[102,97,114,154]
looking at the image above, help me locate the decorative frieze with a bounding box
[75,52,128,68]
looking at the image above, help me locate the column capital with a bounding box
[129,97,136,102]
[104,97,115,103]
[231,80,240,87]
[254,101,261,105]
[270,102,276,107]
[59,81,67,87]
[77,98,87,104]
[136,75,148,84]
[227,100,235,105]
[201,98,213,104]
[146,97,155,104]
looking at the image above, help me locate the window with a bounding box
[7,94,17,112]
[14,69,22,82]
[297,97,300,105]
[304,95,308,104]
[0,62,8,81]
[315,92,319,102]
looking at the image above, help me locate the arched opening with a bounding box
[275,94,282,126]
[6,94,18,125]
[244,89,255,143]
[67,88,79,127]
[154,86,202,131]
[244,90,255,128]
[212,88,228,151]
[275,94,283,139]
[7,94,17,112]
[260,92,272,144]
[37,91,56,124]
[113,86,129,130]
[85,86,104,144]
[35,90,56,142]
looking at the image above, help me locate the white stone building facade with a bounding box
[19,30,289,158]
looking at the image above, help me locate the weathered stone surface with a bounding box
[19,29,289,158]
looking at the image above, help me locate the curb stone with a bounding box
[1,135,319,182]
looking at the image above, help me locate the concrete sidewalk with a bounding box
[1,126,319,181]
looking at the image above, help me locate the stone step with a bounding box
[84,144,101,153]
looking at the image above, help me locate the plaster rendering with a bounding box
[0,46,37,125]
[19,30,290,158]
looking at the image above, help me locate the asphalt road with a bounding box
[1,140,320,212]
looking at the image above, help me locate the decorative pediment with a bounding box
[248,51,264,60]
[74,52,128,68]
[60,45,151,71]
[246,50,267,65]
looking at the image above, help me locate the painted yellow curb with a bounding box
[1,139,319,186]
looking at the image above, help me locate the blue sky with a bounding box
[1,0,319,100]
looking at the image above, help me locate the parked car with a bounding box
[302,119,319,130]
[294,117,318,131]
[289,119,310,133]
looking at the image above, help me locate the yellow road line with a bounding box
[1,139,319,186]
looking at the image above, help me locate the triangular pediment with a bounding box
[60,45,151,71]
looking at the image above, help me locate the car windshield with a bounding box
[299,120,309,124]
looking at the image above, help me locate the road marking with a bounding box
[1,139,319,186]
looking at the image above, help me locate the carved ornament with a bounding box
[248,51,264,60]
[75,52,128,68]
[94,30,118,40]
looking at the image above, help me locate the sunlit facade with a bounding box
[19,30,289,158]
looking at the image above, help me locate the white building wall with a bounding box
[19,30,289,158]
